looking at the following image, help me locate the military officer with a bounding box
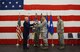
[33,13,40,47]
[38,16,48,49]
[57,16,65,49]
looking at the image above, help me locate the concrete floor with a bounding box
[0,45,80,52]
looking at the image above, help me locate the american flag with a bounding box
[0,0,80,44]
[48,15,54,35]
[16,16,22,43]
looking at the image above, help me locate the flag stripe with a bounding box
[0,33,78,39]
[24,5,80,10]
[0,39,79,44]
[0,27,79,33]
[0,16,80,21]
[0,10,80,15]
[0,21,80,27]
[24,0,80,5]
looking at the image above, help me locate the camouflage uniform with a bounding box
[33,19,40,46]
[57,19,64,49]
[38,20,48,47]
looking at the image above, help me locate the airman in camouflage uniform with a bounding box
[33,13,40,47]
[57,16,64,49]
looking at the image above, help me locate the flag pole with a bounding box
[51,34,54,47]
[50,13,54,47]
[16,13,22,46]
[40,13,43,47]
[46,13,49,46]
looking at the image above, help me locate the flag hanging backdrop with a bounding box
[0,0,80,44]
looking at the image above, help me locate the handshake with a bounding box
[32,22,39,29]
[33,23,36,25]
[33,22,39,26]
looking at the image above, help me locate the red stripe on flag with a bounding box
[0,15,25,21]
[0,39,80,44]
[0,27,80,33]
[24,5,80,10]
[0,16,80,21]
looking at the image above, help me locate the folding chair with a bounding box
[68,33,73,46]
[77,32,80,45]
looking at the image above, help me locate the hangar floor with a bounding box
[0,45,80,52]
